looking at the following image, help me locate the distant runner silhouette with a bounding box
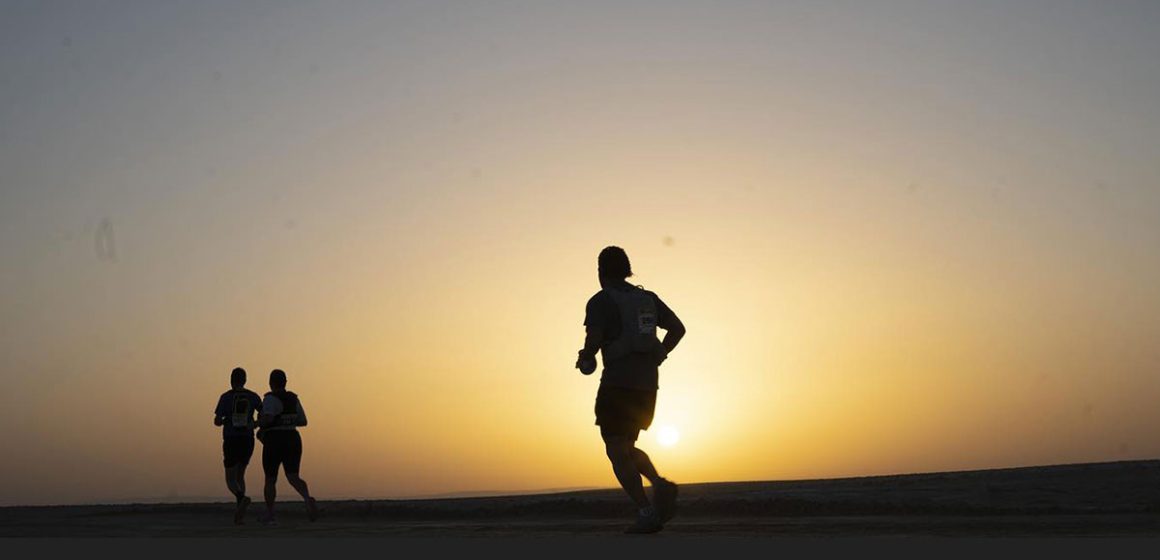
[575,246,686,534]
[256,369,319,525]
[213,367,262,525]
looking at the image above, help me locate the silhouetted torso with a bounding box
[215,389,262,438]
[585,280,677,390]
[261,390,305,432]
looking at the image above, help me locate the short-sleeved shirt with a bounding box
[584,281,679,391]
[214,389,263,439]
[261,392,307,432]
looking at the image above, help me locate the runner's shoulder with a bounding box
[628,285,662,304]
[586,290,615,313]
[587,289,609,304]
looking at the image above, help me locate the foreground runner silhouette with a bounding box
[213,367,262,524]
[576,246,686,534]
[256,369,319,525]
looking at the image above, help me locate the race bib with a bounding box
[638,310,657,334]
[231,397,250,428]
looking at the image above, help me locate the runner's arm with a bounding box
[578,325,604,365]
[659,305,686,355]
[296,402,308,427]
[257,396,277,428]
[213,398,226,426]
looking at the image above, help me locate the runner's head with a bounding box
[598,246,632,282]
[269,368,287,391]
[230,367,246,389]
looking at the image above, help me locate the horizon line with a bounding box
[5,456,1156,509]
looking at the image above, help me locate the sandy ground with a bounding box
[3,460,1160,537]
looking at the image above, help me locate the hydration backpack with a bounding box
[600,285,664,362]
[230,391,254,429]
[268,391,301,427]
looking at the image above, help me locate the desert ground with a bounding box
[3,460,1160,537]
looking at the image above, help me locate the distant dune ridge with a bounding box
[3,460,1159,536]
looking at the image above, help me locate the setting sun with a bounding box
[2,2,1159,521]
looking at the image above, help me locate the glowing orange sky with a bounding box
[2,1,1159,506]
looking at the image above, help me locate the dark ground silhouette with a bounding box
[3,460,1159,537]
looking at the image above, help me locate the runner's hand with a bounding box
[654,347,669,366]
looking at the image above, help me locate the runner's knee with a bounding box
[604,440,633,462]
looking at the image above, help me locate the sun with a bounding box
[656,425,680,447]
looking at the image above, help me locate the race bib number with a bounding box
[231,396,250,428]
[638,310,657,334]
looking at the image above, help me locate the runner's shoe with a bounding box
[234,496,251,525]
[623,508,663,534]
[306,497,319,522]
[654,479,679,523]
[258,510,278,527]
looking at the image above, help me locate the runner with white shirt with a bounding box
[256,368,319,525]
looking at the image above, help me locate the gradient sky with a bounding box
[2,0,1159,506]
